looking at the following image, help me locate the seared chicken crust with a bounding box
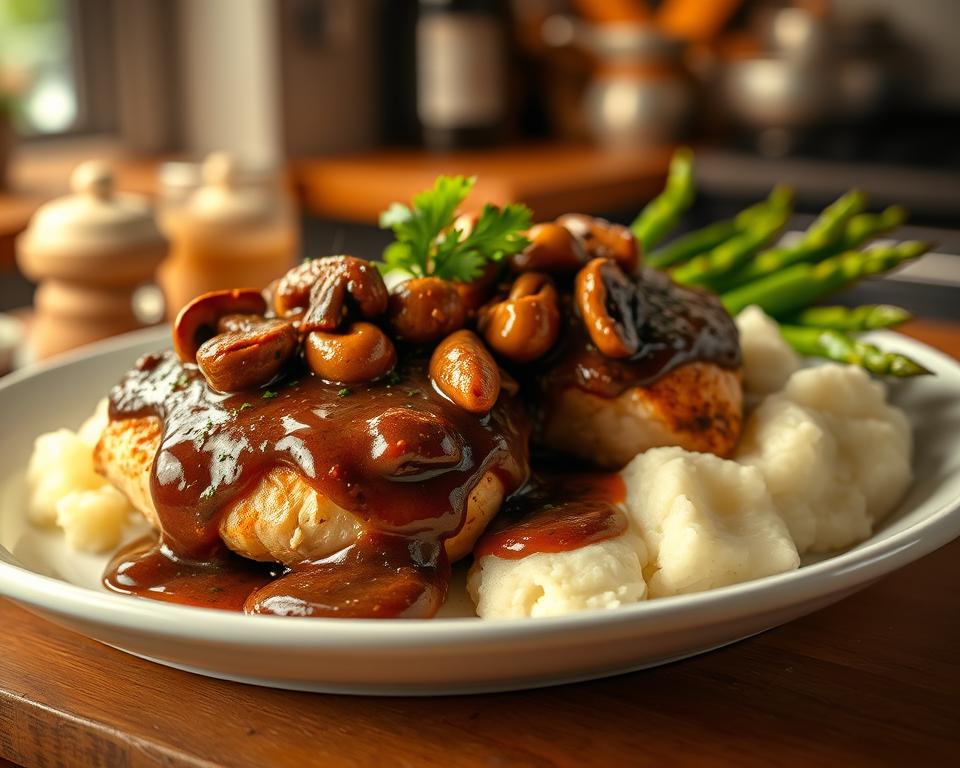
[538,362,743,469]
[94,417,506,564]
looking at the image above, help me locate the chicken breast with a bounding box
[94,416,506,565]
[537,362,743,469]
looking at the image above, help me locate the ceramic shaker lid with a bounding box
[19,160,163,256]
[181,152,285,230]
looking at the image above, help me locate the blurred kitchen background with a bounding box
[0,0,958,368]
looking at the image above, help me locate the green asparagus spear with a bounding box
[779,325,931,376]
[786,304,913,331]
[646,185,792,269]
[670,202,792,289]
[646,219,738,269]
[801,189,868,248]
[631,148,695,251]
[839,240,930,281]
[721,241,930,317]
[838,205,907,250]
[712,190,872,292]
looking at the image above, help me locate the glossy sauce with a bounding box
[541,267,741,399]
[473,472,628,560]
[105,536,281,611]
[101,267,740,616]
[103,352,529,617]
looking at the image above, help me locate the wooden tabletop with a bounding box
[294,143,671,223]
[0,320,957,768]
[1,141,670,252]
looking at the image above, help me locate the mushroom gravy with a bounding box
[103,351,528,617]
[472,472,627,561]
[101,267,741,618]
[542,267,741,399]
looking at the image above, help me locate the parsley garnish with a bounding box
[337,388,351,398]
[239,402,254,411]
[262,390,278,399]
[378,175,531,282]
[200,486,216,501]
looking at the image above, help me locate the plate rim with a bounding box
[2,327,959,649]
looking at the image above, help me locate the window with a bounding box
[0,0,116,137]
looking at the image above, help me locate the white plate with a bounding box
[1,327,959,695]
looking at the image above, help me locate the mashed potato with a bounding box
[467,536,648,618]
[26,428,107,527]
[466,334,913,617]
[621,447,799,597]
[737,364,911,553]
[56,485,130,553]
[469,446,800,616]
[736,305,801,398]
[26,399,134,553]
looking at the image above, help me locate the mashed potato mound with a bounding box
[736,306,801,398]
[622,447,799,598]
[27,428,108,527]
[27,399,133,546]
[56,485,130,553]
[467,536,648,618]
[736,364,911,553]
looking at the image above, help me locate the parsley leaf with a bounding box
[379,175,531,282]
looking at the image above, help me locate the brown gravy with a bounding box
[104,351,528,618]
[473,472,627,560]
[541,267,741,399]
[105,536,281,611]
[100,268,740,618]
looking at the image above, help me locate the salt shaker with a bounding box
[157,153,298,319]
[16,161,166,360]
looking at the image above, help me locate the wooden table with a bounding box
[1,321,957,768]
[295,143,671,223]
[1,142,670,269]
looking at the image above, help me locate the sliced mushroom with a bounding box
[574,258,641,359]
[510,222,587,273]
[217,313,266,334]
[479,272,560,362]
[196,319,298,393]
[388,277,467,344]
[274,256,388,330]
[453,261,502,315]
[429,330,501,415]
[173,288,267,363]
[304,322,397,385]
[557,214,639,274]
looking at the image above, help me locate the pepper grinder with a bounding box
[157,152,298,319]
[16,160,166,360]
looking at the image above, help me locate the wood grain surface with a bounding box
[295,143,671,223]
[0,321,957,768]
[1,143,670,270]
